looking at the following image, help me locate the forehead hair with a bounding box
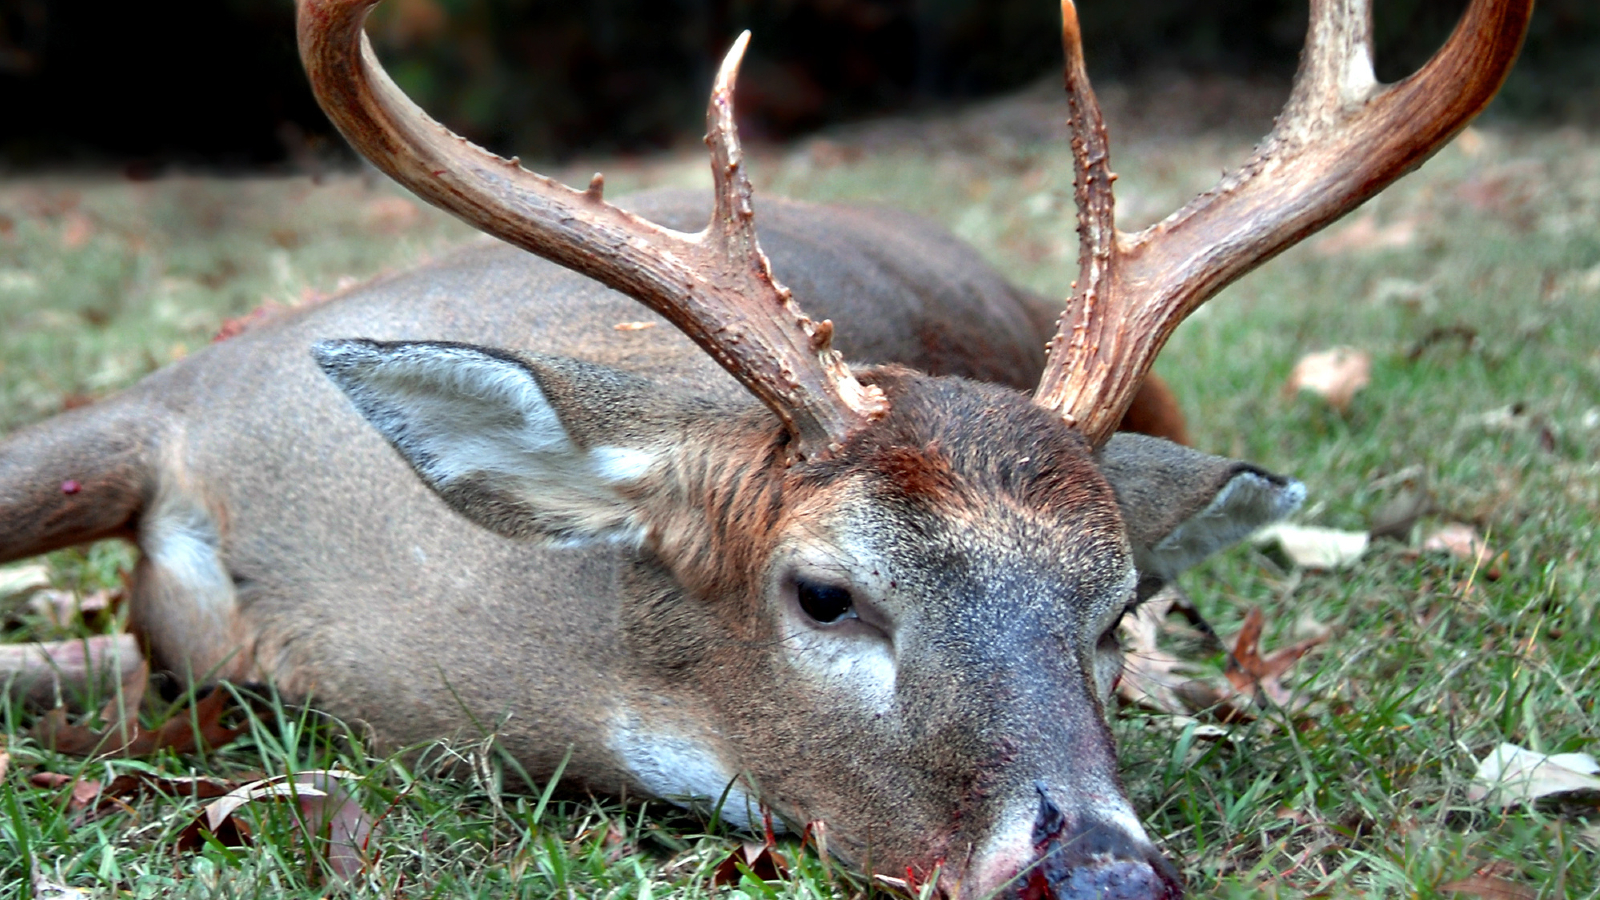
[793,367,1120,534]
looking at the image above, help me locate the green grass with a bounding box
[2,100,1598,898]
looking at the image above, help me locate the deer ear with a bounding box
[1097,433,1304,597]
[313,339,667,546]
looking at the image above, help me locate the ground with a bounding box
[1,76,1597,898]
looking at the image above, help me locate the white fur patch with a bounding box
[144,496,233,619]
[316,342,657,545]
[779,627,898,715]
[1148,472,1305,577]
[590,446,656,483]
[609,717,765,829]
[140,491,236,678]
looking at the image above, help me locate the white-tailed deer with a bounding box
[0,0,1529,896]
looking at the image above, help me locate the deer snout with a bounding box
[963,784,1182,900]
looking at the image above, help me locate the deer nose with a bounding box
[1001,783,1184,900]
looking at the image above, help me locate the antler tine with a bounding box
[297,0,885,461]
[1034,0,1533,446]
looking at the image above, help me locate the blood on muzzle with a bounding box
[1011,783,1183,900]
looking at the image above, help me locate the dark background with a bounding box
[2,0,1594,169]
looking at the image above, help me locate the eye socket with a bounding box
[795,578,857,625]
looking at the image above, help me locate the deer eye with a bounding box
[796,578,857,625]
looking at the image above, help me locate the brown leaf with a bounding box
[1284,347,1371,411]
[32,665,245,759]
[177,770,376,882]
[74,772,235,825]
[68,778,101,812]
[0,748,8,781]
[1423,523,1496,572]
[1438,875,1538,900]
[30,771,72,789]
[712,840,791,887]
[1224,608,1328,707]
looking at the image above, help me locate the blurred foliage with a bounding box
[0,0,1596,166]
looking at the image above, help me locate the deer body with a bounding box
[1,0,1532,895]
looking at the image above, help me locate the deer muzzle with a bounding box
[965,784,1183,900]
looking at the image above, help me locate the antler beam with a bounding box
[1035,0,1534,445]
[296,0,886,461]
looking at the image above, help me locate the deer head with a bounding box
[296,0,1531,896]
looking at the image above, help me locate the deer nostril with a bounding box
[1015,783,1185,900]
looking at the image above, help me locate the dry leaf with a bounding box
[1225,608,1328,709]
[0,561,51,596]
[29,772,73,789]
[31,664,245,759]
[711,840,791,886]
[1439,874,1538,900]
[1423,523,1495,569]
[1255,523,1370,569]
[1284,347,1372,411]
[1467,743,1600,807]
[178,770,375,881]
[0,748,9,781]
[1115,592,1207,716]
[30,860,92,900]
[1116,592,1324,724]
[613,321,657,331]
[72,772,235,825]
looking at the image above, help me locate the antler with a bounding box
[1035,0,1533,445]
[296,0,886,461]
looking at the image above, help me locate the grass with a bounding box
[1,89,1598,897]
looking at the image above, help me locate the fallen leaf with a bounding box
[1439,874,1538,900]
[66,772,235,826]
[613,321,657,331]
[1116,591,1324,724]
[711,840,791,886]
[1423,523,1494,569]
[1225,608,1328,708]
[1283,347,1371,411]
[31,664,245,758]
[0,748,8,781]
[1254,523,1370,569]
[30,772,73,789]
[1467,743,1600,807]
[178,770,376,882]
[0,561,51,596]
[30,860,92,899]
[1115,591,1208,716]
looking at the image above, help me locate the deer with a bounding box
[0,0,1529,896]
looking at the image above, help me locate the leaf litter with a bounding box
[1117,589,1328,727]
[1468,743,1600,808]
[30,661,245,758]
[175,769,378,882]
